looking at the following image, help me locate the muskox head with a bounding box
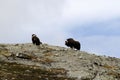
[32,34,42,45]
[65,38,81,50]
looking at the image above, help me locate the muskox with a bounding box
[65,38,81,50]
[32,34,42,45]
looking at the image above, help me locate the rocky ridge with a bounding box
[0,43,120,80]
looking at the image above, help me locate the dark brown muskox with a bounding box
[65,38,81,50]
[32,34,42,45]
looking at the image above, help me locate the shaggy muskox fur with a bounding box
[65,38,81,50]
[32,34,42,45]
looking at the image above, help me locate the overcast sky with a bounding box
[0,0,120,58]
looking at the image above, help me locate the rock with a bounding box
[0,55,7,61]
[16,53,32,60]
[0,43,120,80]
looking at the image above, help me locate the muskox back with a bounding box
[65,38,81,50]
[32,34,42,45]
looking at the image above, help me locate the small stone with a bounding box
[78,56,83,59]
[54,54,59,57]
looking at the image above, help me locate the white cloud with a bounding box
[0,0,66,44]
[62,0,120,25]
[80,36,120,58]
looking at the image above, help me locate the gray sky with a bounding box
[0,0,120,57]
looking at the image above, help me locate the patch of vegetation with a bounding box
[0,47,11,59]
[107,71,120,79]
[44,52,53,57]
[102,64,117,70]
[0,44,6,48]
[0,61,76,80]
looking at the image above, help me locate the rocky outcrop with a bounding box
[0,43,120,80]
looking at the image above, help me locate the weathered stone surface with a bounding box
[0,43,120,80]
